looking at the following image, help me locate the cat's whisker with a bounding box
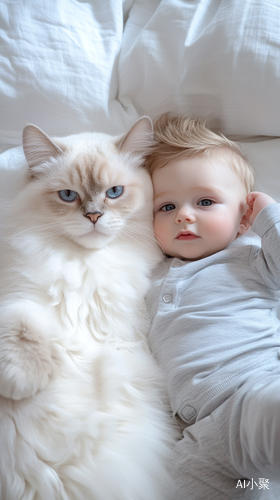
[117,229,156,249]
[126,220,154,232]
[5,229,73,246]
[5,225,65,238]
[126,224,154,237]
[3,220,66,232]
[121,225,157,244]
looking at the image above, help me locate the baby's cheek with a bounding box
[207,213,238,245]
[153,214,162,232]
[203,218,220,235]
[153,217,164,239]
[153,217,171,247]
[206,213,228,232]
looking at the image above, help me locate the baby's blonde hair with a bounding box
[145,114,255,193]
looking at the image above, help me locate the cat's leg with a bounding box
[0,301,61,400]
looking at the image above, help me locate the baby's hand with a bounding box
[246,191,276,226]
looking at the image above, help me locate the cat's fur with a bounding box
[0,118,176,500]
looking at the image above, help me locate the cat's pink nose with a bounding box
[85,212,103,224]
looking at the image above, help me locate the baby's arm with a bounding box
[246,191,276,226]
[247,192,280,290]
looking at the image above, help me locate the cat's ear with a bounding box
[119,116,153,154]
[22,124,63,172]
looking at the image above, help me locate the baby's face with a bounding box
[152,154,248,260]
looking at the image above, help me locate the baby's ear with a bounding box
[238,213,250,235]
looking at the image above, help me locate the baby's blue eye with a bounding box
[59,190,78,202]
[161,204,175,211]
[106,186,123,198]
[198,199,213,207]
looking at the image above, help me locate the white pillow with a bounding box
[0,0,133,149]
[119,0,280,137]
[242,139,280,202]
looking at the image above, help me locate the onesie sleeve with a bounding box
[250,203,280,290]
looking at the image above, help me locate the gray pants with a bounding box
[172,368,280,499]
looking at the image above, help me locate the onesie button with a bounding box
[163,294,172,303]
[181,405,197,424]
[172,261,181,268]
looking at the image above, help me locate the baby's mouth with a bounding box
[176,231,200,240]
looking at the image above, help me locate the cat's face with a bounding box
[22,120,154,250]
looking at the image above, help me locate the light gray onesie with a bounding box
[147,203,280,499]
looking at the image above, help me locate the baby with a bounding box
[145,115,280,499]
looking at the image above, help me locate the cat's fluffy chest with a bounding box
[13,233,150,345]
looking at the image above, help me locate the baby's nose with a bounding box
[176,208,195,223]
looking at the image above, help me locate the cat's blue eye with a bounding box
[161,204,175,211]
[198,199,213,207]
[106,186,123,198]
[59,190,79,202]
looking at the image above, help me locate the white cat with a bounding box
[0,117,176,500]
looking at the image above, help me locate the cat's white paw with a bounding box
[0,303,61,400]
